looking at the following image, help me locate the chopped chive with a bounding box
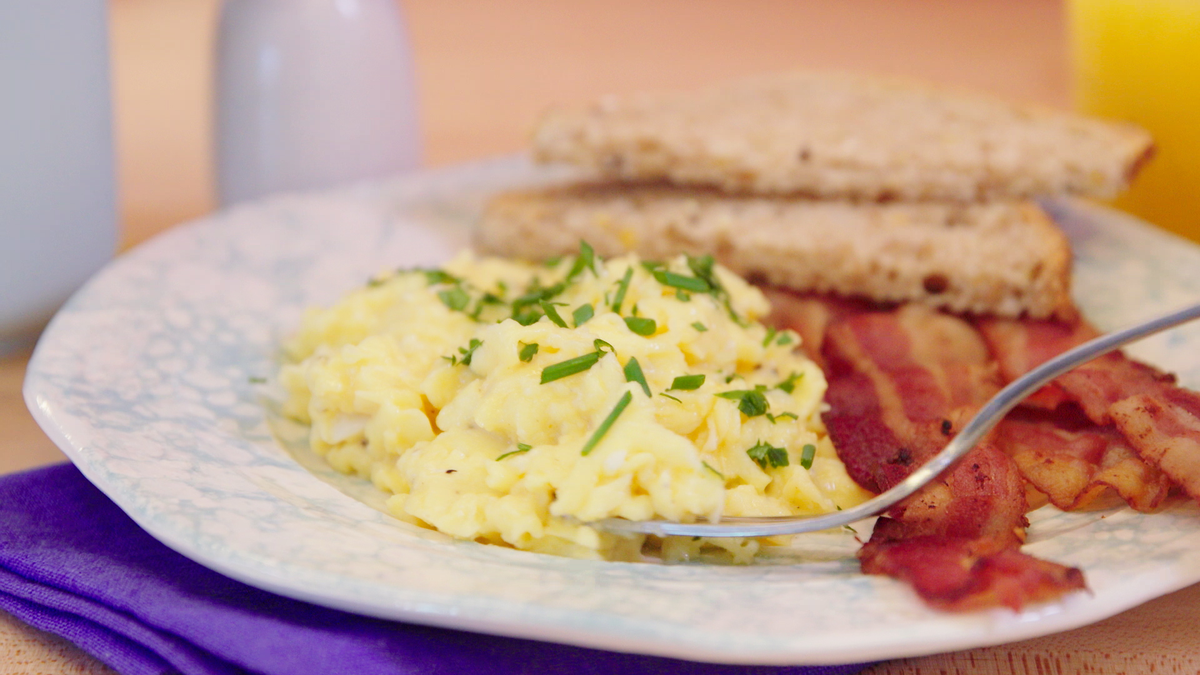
[669,374,706,391]
[514,309,542,326]
[766,411,799,423]
[611,266,634,313]
[747,441,789,469]
[653,270,711,293]
[540,300,569,327]
[716,389,769,417]
[593,339,615,354]
[640,260,665,272]
[675,289,691,301]
[702,461,725,480]
[543,256,562,268]
[566,241,598,281]
[424,270,460,285]
[777,372,803,394]
[248,376,267,384]
[691,321,708,332]
[438,286,470,311]
[518,342,539,362]
[762,326,777,347]
[581,390,632,455]
[659,392,683,403]
[540,351,602,384]
[366,277,385,287]
[496,444,533,461]
[800,443,817,470]
[776,332,795,346]
[624,316,657,336]
[623,356,651,396]
[573,303,594,327]
[725,373,743,384]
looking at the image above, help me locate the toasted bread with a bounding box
[533,72,1153,201]
[476,182,1074,319]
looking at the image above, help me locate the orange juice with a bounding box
[1068,0,1200,242]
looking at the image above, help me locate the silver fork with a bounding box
[592,301,1200,539]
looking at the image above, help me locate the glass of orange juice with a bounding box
[1067,0,1200,242]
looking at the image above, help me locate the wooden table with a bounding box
[4,1,1198,673]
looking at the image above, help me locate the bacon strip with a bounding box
[979,315,1200,501]
[772,293,1086,610]
[996,408,1171,512]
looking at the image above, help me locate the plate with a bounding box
[24,155,1200,666]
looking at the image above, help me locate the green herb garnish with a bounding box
[496,443,533,461]
[716,388,769,417]
[776,332,795,346]
[623,357,651,397]
[777,372,803,394]
[624,316,657,336]
[669,374,706,391]
[540,350,603,383]
[747,441,789,469]
[691,322,708,332]
[581,391,632,455]
[425,270,460,286]
[248,376,267,384]
[611,266,634,313]
[518,342,539,362]
[766,411,799,423]
[565,241,599,281]
[659,392,682,403]
[653,270,711,293]
[457,338,483,366]
[573,303,594,327]
[702,461,725,480]
[799,443,817,470]
[540,300,569,328]
[438,286,470,312]
[762,326,778,347]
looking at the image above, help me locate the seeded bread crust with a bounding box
[532,72,1154,201]
[476,182,1074,319]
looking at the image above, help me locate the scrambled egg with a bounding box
[280,247,871,561]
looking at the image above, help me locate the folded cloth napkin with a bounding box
[0,464,873,675]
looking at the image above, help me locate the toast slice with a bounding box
[475,182,1074,319]
[532,72,1153,201]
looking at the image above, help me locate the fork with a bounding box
[592,301,1200,538]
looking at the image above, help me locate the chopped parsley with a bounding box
[623,357,651,397]
[581,391,632,455]
[747,441,789,469]
[438,286,470,312]
[518,342,539,362]
[669,374,706,391]
[624,316,657,336]
[777,372,803,394]
[716,388,769,417]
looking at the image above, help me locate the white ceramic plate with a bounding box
[24,156,1200,666]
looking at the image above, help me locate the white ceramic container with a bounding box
[0,2,118,353]
[214,0,422,206]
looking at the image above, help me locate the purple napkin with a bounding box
[0,464,873,675]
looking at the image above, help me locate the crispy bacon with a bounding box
[995,407,1171,512]
[771,293,1087,610]
[978,315,1200,501]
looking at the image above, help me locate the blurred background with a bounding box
[113,0,1070,249]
